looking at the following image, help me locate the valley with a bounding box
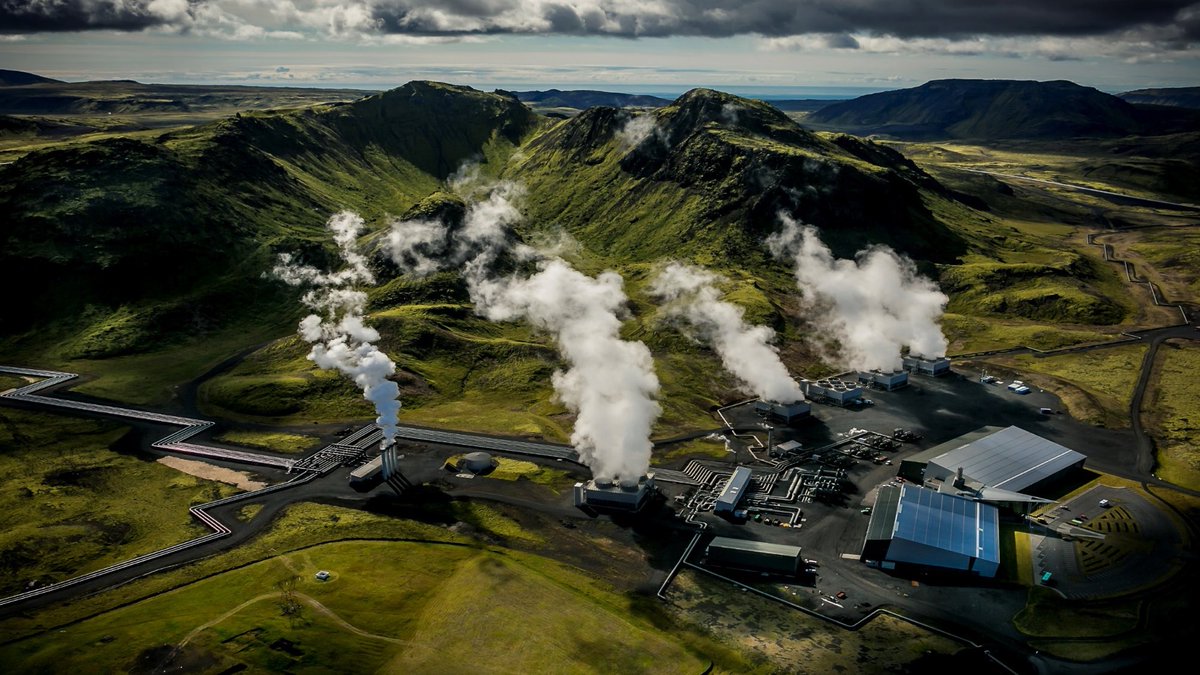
[0,73,1197,674]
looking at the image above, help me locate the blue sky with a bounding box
[1,2,1196,94]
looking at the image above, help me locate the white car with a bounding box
[1099,499,1112,508]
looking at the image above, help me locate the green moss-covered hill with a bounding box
[510,88,961,264]
[0,81,539,347]
[0,81,1139,432]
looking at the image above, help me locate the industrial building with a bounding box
[574,474,656,512]
[800,378,863,406]
[704,536,803,576]
[857,370,909,391]
[902,356,951,377]
[754,399,812,423]
[861,484,1000,577]
[714,466,753,514]
[900,425,1086,502]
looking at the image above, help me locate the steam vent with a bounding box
[574,473,656,512]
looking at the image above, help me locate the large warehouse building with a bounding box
[899,425,1086,507]
[861,484,1000,577]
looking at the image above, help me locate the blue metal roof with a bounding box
[892,485,999,565]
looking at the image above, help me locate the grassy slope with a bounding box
[1145,340,1200,490]
[0,409,236,596]
[211,430,322,454]
[3,541,716,674]
[982,345,1146,428]
[887,135,1200,204]
[0,83,539,409]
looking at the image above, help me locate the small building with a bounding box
[774,440,803,454]
[861,484,1000,577]
[902,356,951,377]
[704,536,803,576]
[754,399,812,423]
[574,473,656,512]
[857,370,909,391]
[714,466,753,515]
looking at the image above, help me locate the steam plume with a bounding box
[616,113,663,150]
[383,181,529,275]
[767,214,948,372]
[467,258,661,483]
[649,263,803,403]
[386,178,664,482]
[274,212,401,446]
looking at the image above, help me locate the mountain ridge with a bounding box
[807,78,1177,140]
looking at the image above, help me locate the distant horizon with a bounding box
[9,69,1180,99]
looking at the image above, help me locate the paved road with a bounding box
[965,169,1200,211]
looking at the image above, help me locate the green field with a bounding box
[0,409,236,596]
[213,430,322,454]
[1145,340,1200,490]
[0,374,26,391]
[943,313,1114,354]
[0,539,726,673]
[986,345,1147,427]
[1125,228,1200,302]
[447,454,574,491]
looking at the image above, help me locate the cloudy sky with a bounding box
[1,1,1197,94]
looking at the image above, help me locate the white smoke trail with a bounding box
[382,218,448,277]
[467,258,661,483]
[384,181,531,275]
[385,177,664,481]
[616,113,662,150]
[649,262,804,403]
[767,214,948,372]
[274,211,402,446]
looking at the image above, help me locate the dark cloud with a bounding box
[369,1,1198,39]
[0,0,182,33]
[0,0,1196,45]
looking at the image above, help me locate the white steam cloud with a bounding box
[767,214,948,372]
[274,211,402,446]
[384,177,662,482]
[383,181,531,275]
[616,113,663,150]
[383,217,448,277]
[649,263,803,404]
[467,259,661,483]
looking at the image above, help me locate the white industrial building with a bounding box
[898,426,1086,513]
